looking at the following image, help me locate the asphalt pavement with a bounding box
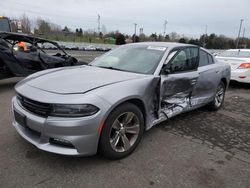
[0,51,249,188]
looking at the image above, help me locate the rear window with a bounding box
[219,50,250,58]
[199,50,209,67]
[208,54,214,64]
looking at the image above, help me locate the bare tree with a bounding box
[20,14,31,33]
[101,25,107,35]
[50,23,61,34]
[10,20,18,32]
[36,18,51,35]
[169,32,180,42]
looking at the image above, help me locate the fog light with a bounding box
[49,138,74,148]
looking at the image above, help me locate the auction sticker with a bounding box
[147,46,166,51]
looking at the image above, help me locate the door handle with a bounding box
[190,79,197,85]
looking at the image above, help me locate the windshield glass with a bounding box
[0,18,11,32]
[219,50,250,58]
[91,45,166,74]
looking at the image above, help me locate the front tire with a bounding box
[99,103,144,159]
[208,81,226,111]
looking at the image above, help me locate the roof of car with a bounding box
[126,42,214,54]
[130,42,196,48]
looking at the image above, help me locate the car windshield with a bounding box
[91,45,166,74]
[219,50,250,58]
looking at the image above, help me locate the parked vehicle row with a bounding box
[64,45,112,52]
[44,43,112,52]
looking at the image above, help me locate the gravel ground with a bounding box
[0,51,249,187]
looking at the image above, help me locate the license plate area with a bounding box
[14,110,27,128]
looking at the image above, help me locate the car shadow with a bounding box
[22,143,112,168]
[0,77,23,92]
[21,102,250,165]
[229,80,250,90]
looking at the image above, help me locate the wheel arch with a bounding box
[0,56,14,76]
[221,77,227,88]
[99,97,147,136]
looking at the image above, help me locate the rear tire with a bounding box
[99,103,144,160]
[208,81,226,111]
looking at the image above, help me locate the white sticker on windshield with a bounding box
[147,46,166,51]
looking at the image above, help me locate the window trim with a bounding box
[161,46,200,74]
[208,54,215,64]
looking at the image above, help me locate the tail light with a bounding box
[238,63,250,69]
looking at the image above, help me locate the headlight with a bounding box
[50,104,99,117]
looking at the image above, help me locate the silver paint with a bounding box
[12,42,231,156]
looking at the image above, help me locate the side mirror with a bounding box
[161,64,172,74]
[164,67,171,74]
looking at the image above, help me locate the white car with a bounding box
[216,49,250,83]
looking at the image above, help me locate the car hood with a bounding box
[26,66,145,94]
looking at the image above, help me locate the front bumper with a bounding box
[12,96,102,156]
[231,69,250,83]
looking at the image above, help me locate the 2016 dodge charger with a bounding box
[12,42,230,159]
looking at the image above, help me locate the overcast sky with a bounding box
[1,0,250,38]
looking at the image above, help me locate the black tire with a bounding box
[99,103,144,160]
[208,81,226,111]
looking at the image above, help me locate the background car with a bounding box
[216,49,250,83]
[0,32,78,79]
[12,42,230,159]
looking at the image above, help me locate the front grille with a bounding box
[17,94,51,117]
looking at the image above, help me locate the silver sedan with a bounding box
[12,42,230,159]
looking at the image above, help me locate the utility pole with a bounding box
[203,25,208,47]
[240,28,246,48]
[236,19,243,49]
[97,14,101,34]
[163,20,168,37]
[134,23,137,42]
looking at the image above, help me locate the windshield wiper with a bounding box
[97,66,123,71]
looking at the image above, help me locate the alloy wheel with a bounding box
[109,112,140,152]
[215,84,225,107]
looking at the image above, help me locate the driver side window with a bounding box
[166,47,198,73]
